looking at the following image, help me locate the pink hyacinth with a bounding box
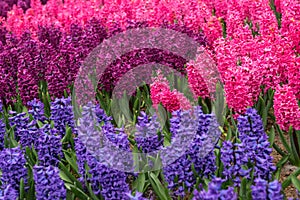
[274,85,300,131]
[150,71,191,113]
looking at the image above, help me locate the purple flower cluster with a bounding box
[75,137,131,199]
[0,0,30,18]
[75,103,131,198]
[192,178,237,200]
[0,147,28,192]
[33,165,66,200]
[163,107,219,197]
[34,128,63,167]
[0,103,5,151]
[0,184,18,200]
[251,178,283,200]
[221,108,276,185]
[134,112,163,153]
[8,111,38,147]
[50,97,76,135]
[27,99,47,122]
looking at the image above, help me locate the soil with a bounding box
[271,133,300,199]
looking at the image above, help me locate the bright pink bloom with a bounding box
[274,85,300,131]
[150,71,191,113]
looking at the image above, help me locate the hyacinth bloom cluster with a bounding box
[274,85,300,131]
[150,71,192,112]
[75,102,131,198]
[0,147,28,193]
[0,184,18,200]
[50,97,76,135]
[134,111,163,153]
[0,0,299,116]
[0,0,32,18]
[251,178,283,200]
[192,178,237,200]
[221,108,276,185]
[33,165,66,200]
[163,107,219,197]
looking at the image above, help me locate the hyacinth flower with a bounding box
[0,146,28,192]
[150,71,192,112]
[8,110,41,148]
[0,103,5,151]
[273,85,300,166]
[134,111,163,153]
[75,137,131,199]
[0,184,18,200]
[163,106,219,197]
[273,85,300,131]
[34,128,63,167]
[50,97,76,136]
[192,178,237,200]
[75,102,131,198]
[27,99,47,122]
[221,108,276,185]
[33,165,66,200]
[251,178,283,200]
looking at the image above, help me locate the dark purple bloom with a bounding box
[251,178,268,200]
[192,178,237,200]
[0,147,28,192]
[33,165,66,200]
[163,106,219,197]
[8,110,40,148]
[35,128,63,167]
[0,184,18,200]
[28,99,47,122]
[50,97,76,136]
[0,112,5,151]
[134,112,163,153]
[268,180,283,200]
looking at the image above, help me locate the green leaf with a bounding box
[59,163,84,191]
[149,172,171,200]
[19,178,25,200]
[64,152,79,174]
[87,182,100,200]
[268,126,275,146]
[70,185,90,200]
[276,155,289,168]
[134,173,146,193]
[282,168,300,189]
[291,175,300,192]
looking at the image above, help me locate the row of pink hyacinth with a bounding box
[0,0,299,131]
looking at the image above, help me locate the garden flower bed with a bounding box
[0,0,299,199]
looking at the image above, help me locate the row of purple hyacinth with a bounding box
[0,97,285,199]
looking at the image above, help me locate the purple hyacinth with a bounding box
[193,178,237,200]
[134,112,163,153]
[50,97,76,136]
[237,108,276,180]
[251,173,283,199]
[0,147,28,192]
[0,184,18,200]
[8,111,29,141]
[126,191,147,200]
[33,165,66,200]
[75,137,131,199]
[221,108,276,185]
[27,99,47,122]
[88,159,131,199]
[268,180,284,200]
[0,114,5,151]
[8,110,40,148]
[163,107,219,197]
[35,128,63,167]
